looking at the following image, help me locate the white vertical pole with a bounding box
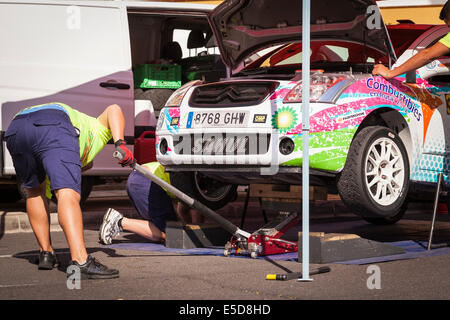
[299,0,312,282]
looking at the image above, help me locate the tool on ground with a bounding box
[224,211,299,258]
[113,151,298,258]
[113,151,250,238]
[266,266,331,281]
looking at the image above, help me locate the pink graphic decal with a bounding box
[168,107,180,118]
[269,81,297,101]
[270,88,291,101]
[283,75,431,135]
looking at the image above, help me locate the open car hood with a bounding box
[207,0,396,70]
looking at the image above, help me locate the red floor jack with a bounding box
[224,211,299,258]
[114,152,299,259]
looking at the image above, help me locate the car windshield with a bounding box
[241,40,389,74]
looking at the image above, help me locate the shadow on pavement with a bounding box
[12,247,127,274]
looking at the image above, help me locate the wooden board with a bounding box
[249,184,327,201]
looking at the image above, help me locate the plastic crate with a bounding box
[134,64,181,89]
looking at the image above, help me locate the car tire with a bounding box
[362,202,408,225]
[193,172,238,210]
[171,171,237,210]
[337,126,410,221]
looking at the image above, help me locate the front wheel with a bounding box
[171,171,237,210]
[337,126,410,221]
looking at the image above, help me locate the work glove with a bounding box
[114,139,136,168]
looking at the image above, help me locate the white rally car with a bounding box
[156,0,450,223]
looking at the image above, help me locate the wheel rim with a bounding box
[364,137,405,206]
[194,172,233,202]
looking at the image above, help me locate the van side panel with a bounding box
[0,2,133,176]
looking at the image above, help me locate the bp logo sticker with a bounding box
[272,106,298,132]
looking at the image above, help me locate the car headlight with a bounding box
[283,75,345,103]
[156,111,165,130]
[165,80,203,107]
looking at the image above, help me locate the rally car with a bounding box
[156,0,450,223]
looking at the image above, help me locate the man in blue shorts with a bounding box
[99,162,203,244]
[5,102,135,279]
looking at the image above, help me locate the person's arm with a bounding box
[97,104,135,167]
[372,42,450,79]
[97,104,125,142]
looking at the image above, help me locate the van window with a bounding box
[0,4,130,71]
[173,29,218,58]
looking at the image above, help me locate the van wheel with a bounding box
[337,126,409,221]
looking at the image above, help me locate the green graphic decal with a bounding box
[282,127,358,171]
[272,106,298,132]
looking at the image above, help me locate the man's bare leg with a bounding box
[54,188,88,264]
[121,217,165,242]
[25,182,53,253]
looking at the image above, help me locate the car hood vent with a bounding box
[189,81,279,107]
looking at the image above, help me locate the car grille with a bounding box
[173,133,271,155]
[189,81,278,108]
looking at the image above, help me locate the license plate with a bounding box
[186,111,249,128]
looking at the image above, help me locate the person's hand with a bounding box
[114,139,136,167]
[372,64,392,79]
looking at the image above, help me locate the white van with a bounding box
[0,0,226,202]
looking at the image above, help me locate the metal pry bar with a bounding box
[113,151,251,239]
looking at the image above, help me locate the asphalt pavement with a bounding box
[1,186,450,306]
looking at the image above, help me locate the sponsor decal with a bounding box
[426,60,437,70]
[366,77,422,121]
[446,94,450,114]
[336,111,365,123]
[253,114,267,123]
[170,117,180,126]
[272,106,298,132]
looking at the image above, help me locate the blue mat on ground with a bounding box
[108,242,298,261]
[334,240,450,265]
[108,240,450,265]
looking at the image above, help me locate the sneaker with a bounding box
[67,255,119,280]
[99,208,123,245]
[38,251,59,270]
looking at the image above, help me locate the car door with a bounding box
[410,26,450,177]
[0,1,134,176]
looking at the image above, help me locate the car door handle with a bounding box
[99,82,130,90]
